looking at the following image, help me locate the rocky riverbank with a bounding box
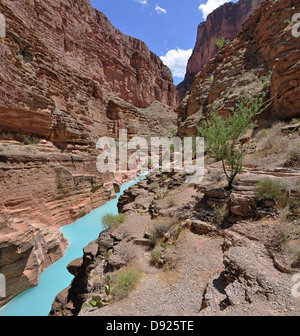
[50,123,300,315]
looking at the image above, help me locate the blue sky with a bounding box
[90,0,237,84]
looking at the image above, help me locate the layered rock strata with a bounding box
[178,0,300,136]
[0,0,178,306]
[177,0,265,100]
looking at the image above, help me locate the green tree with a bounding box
[196,95,269,189]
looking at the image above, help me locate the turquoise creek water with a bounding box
[0,175,144,316]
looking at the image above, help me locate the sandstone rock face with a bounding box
[177,0,265,100]
[0,220,68,307]
[49,239,99,316]
[178,0,300,136]
[0,0,178,306]
[0,0,178,144]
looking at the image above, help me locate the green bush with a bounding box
[213,205,229,226]
[286,149,300,163]
[162,174,168,181]
[151,247,162,264]
[112,267,142,301]
[166,196,176,208]
[214,36,225,49]
[255,129,267,139]
[149,221,172,245]
[149,182,159,191]
[256,178,288,202]
[102,213,127,230]
[260,71,273,90]
[22,134,39,145]
[104,251,110,261]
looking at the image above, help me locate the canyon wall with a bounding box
[177,0,265,100]
[0,0,178,306]
[178,0,300,136]
[48,0,300,317]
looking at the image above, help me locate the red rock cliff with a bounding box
[0,0,178,142]
[178,0,300,136]
[177,0,265,100]
[0,0,178,306]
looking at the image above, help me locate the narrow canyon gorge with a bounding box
[0,0,178,306]
[0,0,300,318]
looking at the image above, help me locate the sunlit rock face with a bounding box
[0,0,178,306]
[178,0,300,137]
[177,0,265,100]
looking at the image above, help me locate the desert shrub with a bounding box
[292,251,300,267]
[149,182,159,191]
[254,129,267,139]
[214,36,225,49]
[213,204,229,226]
[166,196,176,208]
[154,190,169,200]
[102,213,127,230]
[256,178,288,202]
[151,247,162,264]
[87,271,102,292]
[104,251,111,261]
[286,148,300,164]
[162,174,168,181]
[278,206,291,225]
[295,207,300,218]
[22,133,39,145]
[287,149,300,160]
[290,118,299,124]
[112,267,142,301]
[149,220,173,245]
[252,125,293,162]
[260,71,272,90]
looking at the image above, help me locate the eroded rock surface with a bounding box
[178,0,300,136]
[177,0,265,100]
[50,163,300,316]
[0,0,178,306]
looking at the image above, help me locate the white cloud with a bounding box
[160,48,193,78]
[135,0,148,5]
[155,5,167,15]
[199,0,231,19]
